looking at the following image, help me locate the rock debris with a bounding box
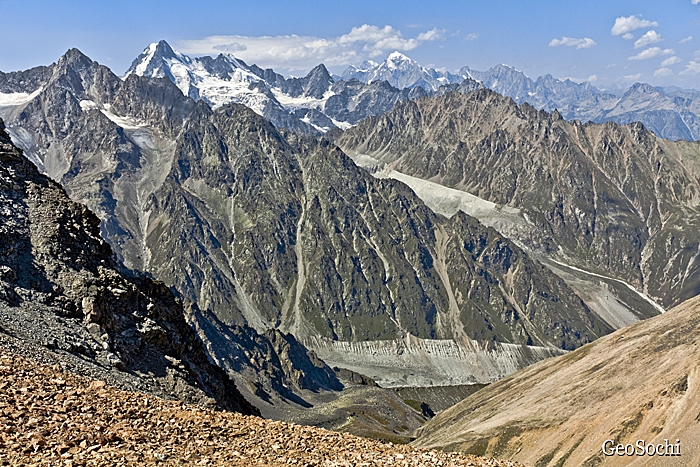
[0,348,525,467]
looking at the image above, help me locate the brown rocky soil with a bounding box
[413,295,700,466]
[0,348,525,467]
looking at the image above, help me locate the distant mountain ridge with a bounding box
[123,42,700,141]
[342,57,700,141]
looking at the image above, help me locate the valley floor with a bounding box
[0,348,525,467]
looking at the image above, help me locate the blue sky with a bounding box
[1,0,700,90]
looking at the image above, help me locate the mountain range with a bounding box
[343,57,700,142]
[123,41,481,136]
[117,41,700,142]
[0,48,610,390]
[339,88,700,316]
[2,39,700,456]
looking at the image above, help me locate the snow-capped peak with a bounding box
[386,51,413,67]
[341,51,464,91]
[124,40,191,79]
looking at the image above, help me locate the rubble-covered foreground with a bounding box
[0,348,524,467]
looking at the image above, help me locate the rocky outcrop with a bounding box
[0,118,257,415]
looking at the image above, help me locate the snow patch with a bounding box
[0,87,42,107]
[100,109,147,130]
[270,89,335,110]
[299,115,328,133]
[82,100,148,130]
[134,42,158,76]
[5,127,43,171]
[79,100,98,111]
[330,118,353,131]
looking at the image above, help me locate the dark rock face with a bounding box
[188,308,342,406]
[0,65,52,93]
[0,119,257,415]
[338,89,700,309]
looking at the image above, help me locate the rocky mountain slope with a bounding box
[124,41,481,135]
[0,348,525,467]
[0,49,610,389]
[412,293,700,467]
[0,118,256,414]
[338,89,700,326]
[0,114,444,442]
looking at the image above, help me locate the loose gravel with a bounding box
[0,348,526,466]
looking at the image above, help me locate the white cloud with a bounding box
[417,28,446,41]
[661,56,682,67]
[693,0,700,4]
[654,67,672,77]
[549,37,597,49]
[622,33,635,40]
[628,47,674,60]
[680,36,693,44]
[681,61,700,75]
[634,30,662,49]
[611,15,658,36]
[464,33,479,41]
[587,74,598,82]
[623,73,643,81]
[177,24,443,72]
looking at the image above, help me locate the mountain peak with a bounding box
[57,48,94,68]
[341,52,462,91]
[124,40,187,78]
[307,63,331,78]
[628,82,657,94]
[387,51,411,61]
[386,51,415,68]
[152,39,177,58]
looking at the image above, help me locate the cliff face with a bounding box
[0,118,257,415]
